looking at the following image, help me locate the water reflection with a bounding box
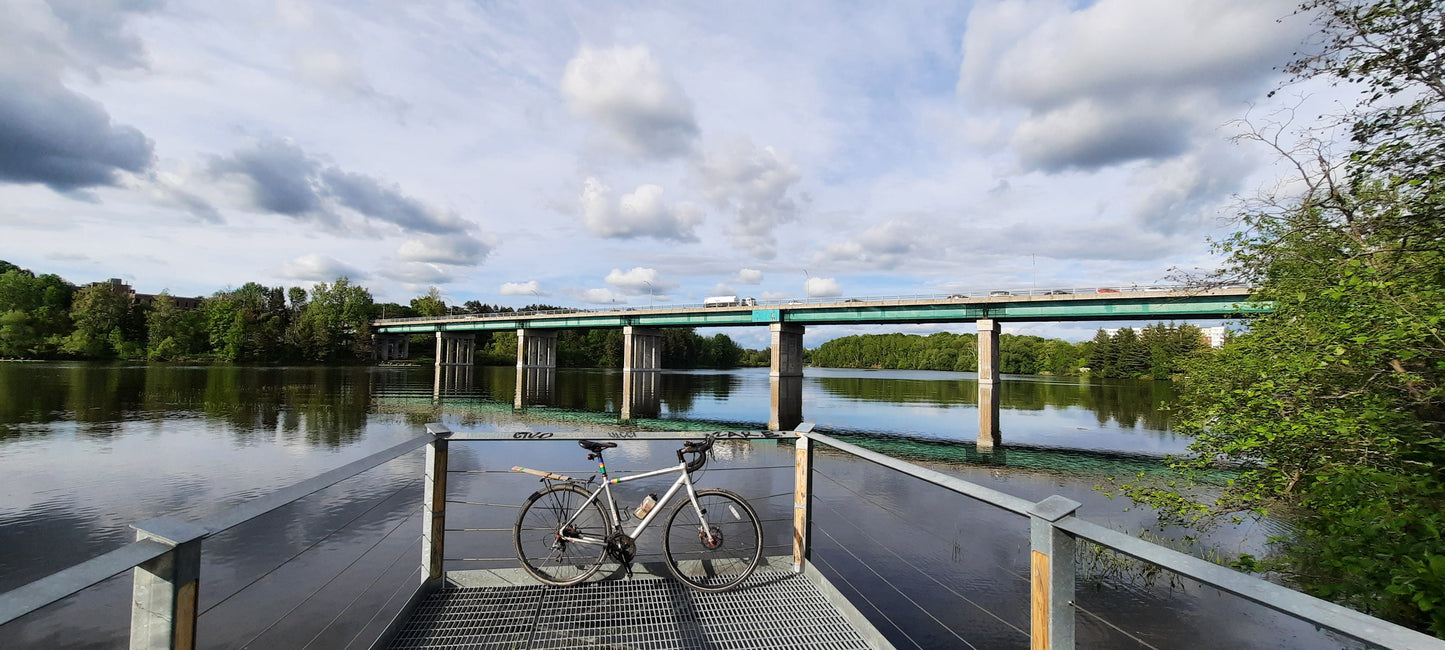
[812,372,1177,431]
[0,363,373,446]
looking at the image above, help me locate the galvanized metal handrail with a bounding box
[800,429,1445,650]
[0,433,435,628]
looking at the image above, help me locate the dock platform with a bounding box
[387,561,884,649]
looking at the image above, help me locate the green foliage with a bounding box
[810,327,1194,378]
[409,286,447,317]
[64,283,132,358]
[1121,0,1445,634]
[0,266,72,357]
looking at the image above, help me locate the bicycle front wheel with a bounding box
[662,489,762,592]
[514,484,609,586]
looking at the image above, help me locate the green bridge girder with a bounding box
[373,289,1270,334]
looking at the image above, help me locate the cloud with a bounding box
[209,139,327,219]
[580,178,702,241]
[210,138,483,242]
[561,45,698,159]
[0,3,158,194]
[396,234,492,265]
[322,168,468,234]
[815,219,923,269]
[279,254,366,281]
[289,47,409,117]
[959,0,1309,173]
[733,268,764,284]
[604,267,677,295]
[500,281,545,296]
[805,277,842,297]
[577,288,625,304]
[694,138,804,259]
[377,263,456,285]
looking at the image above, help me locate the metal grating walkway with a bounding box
[387,570,875,649]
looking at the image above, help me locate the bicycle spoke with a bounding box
[663,490,762,591]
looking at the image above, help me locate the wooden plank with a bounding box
[1031,549,1049,650]
[792,436,812,566]
[511,466,575,482]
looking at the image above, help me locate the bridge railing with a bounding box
[371,285,1254,325]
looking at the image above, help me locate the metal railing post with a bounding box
[792,423,815,571]
[129,517,207,650]
[1029,495,1080,650]
[422,423,452,586]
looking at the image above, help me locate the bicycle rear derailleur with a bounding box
[606,532,636,576]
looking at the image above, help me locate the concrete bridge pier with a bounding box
[769,323,804,431]
[373,334,410,361]
[977,319,1001,449]
[432,364,474,401]
[435,332,475,367]
[622,326,663,421]
[514,329,558,409]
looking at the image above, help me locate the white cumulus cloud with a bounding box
[279,254,365,281]
[733,268,763,284]
[805,277,842,297]
[561,44,698,159]
[694,138,804,259]
[604,267,677,295]
[499,280,544,296]
[580,177,702,241]
[397,234,492,265]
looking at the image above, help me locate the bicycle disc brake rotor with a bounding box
[699,525,723,549]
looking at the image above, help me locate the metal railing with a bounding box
[795,427,1444,650]
[6,419,1419,650]
[0,433,437,649]
[370,285,1255,325]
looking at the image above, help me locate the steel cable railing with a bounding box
[198,477,422,617]
[300,512,425,649]
[813,468,1031,640]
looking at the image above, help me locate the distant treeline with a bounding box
[0,261,765,368]
[808,323,1209,379]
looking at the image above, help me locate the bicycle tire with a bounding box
[514,484,609,586]
[662,488,762,592]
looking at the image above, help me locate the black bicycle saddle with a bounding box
[579,440,618,453]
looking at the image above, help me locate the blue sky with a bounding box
[1,0,1347,346]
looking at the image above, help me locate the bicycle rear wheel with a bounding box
[662,489,762,592]
[514,484,609,586]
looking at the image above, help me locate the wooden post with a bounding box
[422,423,451,585]
[1028,495,1080,650]
[792,423,815,571]
[130,517,207,650]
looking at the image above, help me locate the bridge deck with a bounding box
[386,562,884,650]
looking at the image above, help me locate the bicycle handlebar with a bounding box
[677,436,714,473]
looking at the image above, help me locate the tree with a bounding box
[290,278,374,361]
[64,283,132,357]
[1121,0,1445,634]
[145,294,207,361]
[410,287,447,317]
[0,267,72,357]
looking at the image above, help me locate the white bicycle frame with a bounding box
[558,458,708,548]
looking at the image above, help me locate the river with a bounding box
[0,362,1352,648]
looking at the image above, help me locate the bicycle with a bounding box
[511,435,763,592]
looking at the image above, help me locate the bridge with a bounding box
[371,287,1267,445]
